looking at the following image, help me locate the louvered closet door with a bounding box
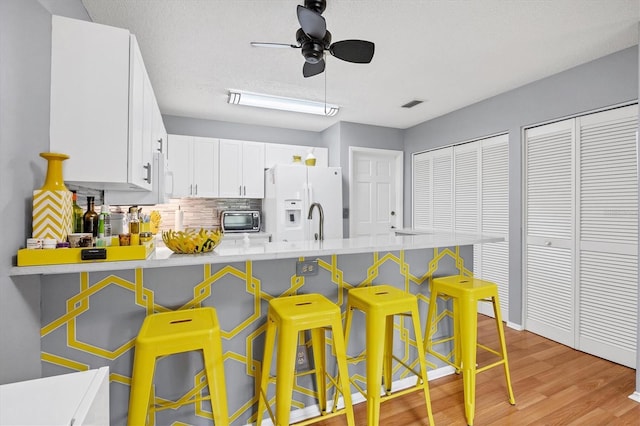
[433,148,454,230]
[413,148,453,231]
[577,105,638,368]
[454,143,480,233]
[413,151,433,230]
[476,135,510,319]
[525,119,576,347]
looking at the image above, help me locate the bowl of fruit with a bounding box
[162,228,222,254]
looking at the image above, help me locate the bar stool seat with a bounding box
[257,293,355,426]
[425,275,515,426]
[344,285,434,426]
[127,307,229,426]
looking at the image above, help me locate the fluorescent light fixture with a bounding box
[227,90,339,117]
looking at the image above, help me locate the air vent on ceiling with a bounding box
[401,100,424,108]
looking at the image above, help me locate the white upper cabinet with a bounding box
[218,139,265,198]
[168,135,219,198]
[50,15,162,191]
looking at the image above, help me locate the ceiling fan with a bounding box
[251,0,375,78]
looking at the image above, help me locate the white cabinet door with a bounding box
[50,16,155,191]
[168,135,219,198]
[128,38,153,190]
[168,135,193,198]
[151,96,167,162]
[242,141,265,198]
[50,15,130,188]
[192,137,219,197]
[219,139,265,198]
[219,139,243,197]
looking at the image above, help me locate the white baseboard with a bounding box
[249,365,455,426]
[506,321,524,331]
[628,391,640,403]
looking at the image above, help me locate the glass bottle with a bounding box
[83,196,99,239]
[99,204,112,238]
[129,206,140,245]
[71,190,84,233]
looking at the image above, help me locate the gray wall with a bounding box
[403,46,639,328]
[1,0,50,383]
[0,0,91,385]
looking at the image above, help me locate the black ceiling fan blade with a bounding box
[303,59,325,78]
[297,5,326,39]
[250,42,299,49]
[329,40,375,63]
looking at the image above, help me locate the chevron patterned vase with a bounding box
[32,152,73,242]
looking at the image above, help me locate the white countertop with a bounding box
[10,230,502,276]
[0,367,109,425]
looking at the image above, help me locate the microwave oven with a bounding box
[221,210,261,233]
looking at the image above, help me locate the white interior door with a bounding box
[349,148,403,236]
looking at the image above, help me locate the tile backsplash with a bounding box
[67,185,261,232]
[138,198,262,232]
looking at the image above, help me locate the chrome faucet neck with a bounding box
[307,202,325,241]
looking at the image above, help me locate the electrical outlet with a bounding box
[296,260,318,276]
[296,344,310,371]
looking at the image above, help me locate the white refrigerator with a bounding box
[263,164,343,242]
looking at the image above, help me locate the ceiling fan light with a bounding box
[227,90,339,117]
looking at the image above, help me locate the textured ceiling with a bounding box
[81,0,639,132]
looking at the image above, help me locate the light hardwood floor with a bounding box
[313,314,640,426]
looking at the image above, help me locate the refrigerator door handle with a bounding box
[307,183,313,205]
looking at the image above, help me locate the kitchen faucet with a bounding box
[307,202,324,241]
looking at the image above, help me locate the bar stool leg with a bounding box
[459,293,478,426]
[202,345,230,426]
[424,290,438,356]
[492,295,516,405]
[275,325,298,426]
[330,317,355,426]
[310,328,327,413]
[257,319,276,426]
[365,312,386,426]
[383,315,394,395]
[127,347,155,426]
[410,305,435,426]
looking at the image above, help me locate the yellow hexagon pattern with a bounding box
[40,247,469,424]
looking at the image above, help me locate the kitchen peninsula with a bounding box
[10,231,500,425]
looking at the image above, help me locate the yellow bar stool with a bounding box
[424,275,515,426]
[343,285,434,426]
[127,307,229,426]
[256,293,355,426]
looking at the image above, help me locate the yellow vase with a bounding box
[32,152,73,242]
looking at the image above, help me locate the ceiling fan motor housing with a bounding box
[297,28,331,64]
[304,0,326,14]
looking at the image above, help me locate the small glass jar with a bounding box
[140,232,153,244]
